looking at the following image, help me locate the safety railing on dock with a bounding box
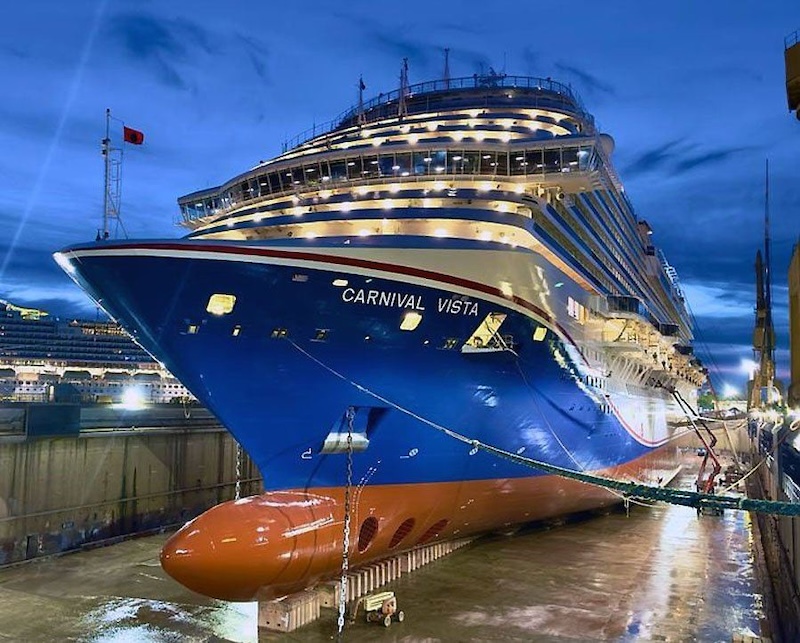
[783,473,800,502]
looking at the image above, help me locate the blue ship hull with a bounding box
[58,239,678,490]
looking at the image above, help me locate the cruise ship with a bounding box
[0,298,192,404]
[55,69,705,601]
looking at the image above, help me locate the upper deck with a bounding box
[283,73,594,151]
[177,73,600,224]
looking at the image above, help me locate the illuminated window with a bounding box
[533,326,547,342]
[400,311,422,331]
[187,324,199,335]
[567,297,587,324]
[271,328,288,339]
[313,329,329,341]
[206,293,236,316]
[232,325,241,337]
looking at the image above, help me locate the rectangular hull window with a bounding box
[207,293,236,315]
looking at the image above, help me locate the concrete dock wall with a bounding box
[737,423,800,643]
[753,460,800,643]
[0,408,261,565]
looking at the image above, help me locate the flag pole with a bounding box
[357,76,365,126]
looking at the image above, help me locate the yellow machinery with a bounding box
[350,590,405,628]
[787,30,800,119]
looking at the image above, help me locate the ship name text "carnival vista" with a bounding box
[340,288,480,316]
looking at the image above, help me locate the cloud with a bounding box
[684,64,764,86]
[0,44,27,59]
[104,12,215,89]
[623,139,685,177]
[329,12,492,77]
[0,247,98,317]
[327,12,430,68]
[521,48,539,76]
[554,62,615,96]
[2,282,98,318]
[673,146,750,174]
[364,31,432,70]
[681,281,753,319]
[240,35,270,82]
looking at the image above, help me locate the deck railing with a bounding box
[783,472,800,502]
[282,74,589,152]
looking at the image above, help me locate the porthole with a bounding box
[400,311,422,331]
[389,518,415,549]
[416,518,449,546]
[206,293,236,316]
[357,516,379,553]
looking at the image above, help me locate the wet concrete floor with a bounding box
[0,472,764,642]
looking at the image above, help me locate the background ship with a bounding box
[55,67,705,601]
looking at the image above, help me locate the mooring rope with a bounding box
[287,339,800,517]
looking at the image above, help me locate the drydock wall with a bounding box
[752,463,800,643]
[0,407,261,565]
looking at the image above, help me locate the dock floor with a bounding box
[0,454,766,641]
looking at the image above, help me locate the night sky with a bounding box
[1,1,798,395]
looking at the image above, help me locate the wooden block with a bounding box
[318,583,337,608]
[258,591,320,632]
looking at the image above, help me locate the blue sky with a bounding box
[1,1,798,395]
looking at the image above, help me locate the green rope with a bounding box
[286,339,798,517]
[472,441,800,516]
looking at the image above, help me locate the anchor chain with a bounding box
[336,407,355,639]
[234,441,242,501]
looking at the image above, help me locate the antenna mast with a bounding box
[443,48,451,88]
[751,158,777,408]
[764,158,773,365]
[100,109,127,240]
[398,58,409,120]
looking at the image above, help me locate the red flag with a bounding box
[123,126,144,145]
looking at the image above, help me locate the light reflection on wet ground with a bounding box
[0,474,763,642]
